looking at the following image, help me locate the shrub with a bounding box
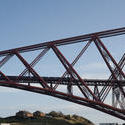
[48,111,59,117]
[65,115,72,120]
[48,111,64,118]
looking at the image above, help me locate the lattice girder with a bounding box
[0,27,125,120]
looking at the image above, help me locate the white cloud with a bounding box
[82,62,106,71]
[76,62,111,79]
[82,72,109,79]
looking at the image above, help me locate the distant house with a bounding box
[16,110,33,118]
[33,111,45,117]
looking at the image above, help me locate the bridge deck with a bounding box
[0,76,124,86]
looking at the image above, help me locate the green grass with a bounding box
[0,115,94,125]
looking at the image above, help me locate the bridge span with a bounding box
[0,27,125,120]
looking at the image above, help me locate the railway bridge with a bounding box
[0,27,125,120]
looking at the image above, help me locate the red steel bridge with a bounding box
[0,27,125,120]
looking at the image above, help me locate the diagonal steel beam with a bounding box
[0,54,13,68]
[53,40,92,90]
[14,51,50,89]
[93,36,125,101]
[19,48,49,76]
[0,71,10,81]
[100,53,125,102]
[51,44,99,100]
[94,36,125,78]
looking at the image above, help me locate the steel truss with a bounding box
[0,27,125,120]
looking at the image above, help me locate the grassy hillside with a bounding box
[0,111,94,125]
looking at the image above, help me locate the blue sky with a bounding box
[0,0,125,124]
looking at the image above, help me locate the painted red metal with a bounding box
[0,27,125,56]
[53,40,92,90]
[51,45,98,100]
[93,36,125,99]
[0,27,125,120]
[100,53,125,102]
[19,48,49,76]
[15,51,50,89]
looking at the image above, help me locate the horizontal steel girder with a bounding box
[0,76,125,86]
[0,27,125,56]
